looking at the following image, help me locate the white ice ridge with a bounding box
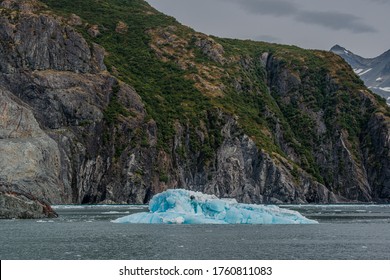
[112,189,318,224]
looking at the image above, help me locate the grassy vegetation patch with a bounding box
[40,0,389,185]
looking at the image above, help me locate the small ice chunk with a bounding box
[113,189,318,225]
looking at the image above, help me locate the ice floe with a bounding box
[113,189,318,225]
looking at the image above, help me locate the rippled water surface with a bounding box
[1,204,389,259]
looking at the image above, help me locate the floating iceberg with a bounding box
[113,189,318,225]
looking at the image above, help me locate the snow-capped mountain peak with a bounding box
[331,45,390,105]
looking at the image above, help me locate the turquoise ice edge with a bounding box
[112,189,318,224]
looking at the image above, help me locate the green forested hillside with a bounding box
[41,0,387,180]
[1,0,389,206]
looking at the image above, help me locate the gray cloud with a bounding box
[296,11,377,33]
[366,0,390,3]
[235,0,298,16]
[228,0,376,33]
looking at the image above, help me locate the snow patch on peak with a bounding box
[358,68,372,76]
[379,87,390,92]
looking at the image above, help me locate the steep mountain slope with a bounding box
[331,45,390,104]
[0,0,389,215]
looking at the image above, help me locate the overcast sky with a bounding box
[146,0,390,58]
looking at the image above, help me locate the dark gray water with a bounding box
[1,204,390,260]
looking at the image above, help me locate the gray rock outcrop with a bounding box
[0,182,58,219]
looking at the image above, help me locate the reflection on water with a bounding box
[0,204,389,260]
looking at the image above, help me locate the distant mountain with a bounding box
[331,45,390,104]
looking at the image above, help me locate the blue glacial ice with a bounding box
[113,189,318,224]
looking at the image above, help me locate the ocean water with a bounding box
[0,204,389,260]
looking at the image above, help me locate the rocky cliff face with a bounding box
[0,181,57,218]
[264,53,389,202]
[0,0,389,218]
